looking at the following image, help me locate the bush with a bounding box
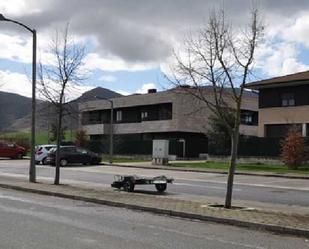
[281,127,306,169]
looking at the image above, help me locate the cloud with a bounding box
[279,13,309,47]
[0,34,33,64]
[0,0,28,16]
[255,42,309,77]
[99,75,117,83]
[0,69,95,100]
[116,90,130,96]
[83,53,156,72]
[3,0,309,84]
[136,83,156,94]
[0,70,32,97]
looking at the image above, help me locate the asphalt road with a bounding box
[1,188,308,249]
[1,159,309,210]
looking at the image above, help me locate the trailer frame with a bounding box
[111,175,174,192]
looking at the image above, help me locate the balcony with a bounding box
[83,124,110,135]
[82,119,177,135]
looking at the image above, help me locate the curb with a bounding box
[1,182,309,238]
[109,163,309,180]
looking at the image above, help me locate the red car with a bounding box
[0,141,26,159]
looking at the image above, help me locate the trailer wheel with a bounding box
[123,179,135,192]
[155,183,167,192]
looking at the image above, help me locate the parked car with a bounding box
[0,141,26,159]
[46,146,101,166]
[35,144,56,165]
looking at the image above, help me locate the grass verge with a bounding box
[102,158,150,163]
[171,161,309,175]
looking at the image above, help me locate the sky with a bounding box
[1,0,309,99]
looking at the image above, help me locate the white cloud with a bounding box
[136,83,156,94]
[255,41,309,77]
[99,75,117,82]
[0,69,95,101]
[0,0,27,16]
[0,70,32,97]
[83,53,157,72]
[116,90,130,96]
[280,13,309,47]
[0,34,33,64]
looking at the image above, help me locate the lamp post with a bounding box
[0,14,37,182]
[95,96,113,164]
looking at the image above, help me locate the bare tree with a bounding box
[168,8,263,208]
[38,24,86,185]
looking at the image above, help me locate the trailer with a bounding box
[111,175,174,192]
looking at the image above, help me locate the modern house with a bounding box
[79,87,258,157]
[245,70,309,137]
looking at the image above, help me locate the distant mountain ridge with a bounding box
[0,87,122,132]
[0,91,34,131]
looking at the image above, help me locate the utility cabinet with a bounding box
[152,139,169,165]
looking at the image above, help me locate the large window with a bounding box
[140,103,172,122]
[82,111,101,125]
[281,93,295,107]
[83,103,173,125]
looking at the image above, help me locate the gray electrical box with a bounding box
[152,139,169,165]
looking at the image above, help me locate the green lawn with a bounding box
[171,161,309,175]
[0,131,75,145]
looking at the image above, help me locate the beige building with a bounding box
[79,87,258,157]
[246,70,309,137]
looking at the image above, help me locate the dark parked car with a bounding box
[0,141,26,159]
[46,146,101,166]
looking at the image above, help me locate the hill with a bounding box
[0,87,122,132]
[0,91,36,131]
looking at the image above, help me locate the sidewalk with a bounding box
[1,175,309,237]
[108,161,309,180]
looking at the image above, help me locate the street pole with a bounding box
[0,14,37,182]
[109,101,113,164]
[29,29,36,182]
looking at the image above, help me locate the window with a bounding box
[281,93,295,107]
[62,147,76,153]
[116,110,122,122]
[240,111,258,126]
[141,111,148,120]
[244,115,252,123]
[158,103,172,120]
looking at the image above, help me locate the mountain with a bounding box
[0,91,38,131]
[76,87,122,102]
[0,87,122,132]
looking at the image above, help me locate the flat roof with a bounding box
[245,70,309,89]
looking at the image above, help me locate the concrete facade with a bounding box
[79,89,258,137]
[246,71,309,138]
[258,106,309,137]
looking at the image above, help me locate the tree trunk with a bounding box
[224,127,240,208]
[54,106,63,185]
